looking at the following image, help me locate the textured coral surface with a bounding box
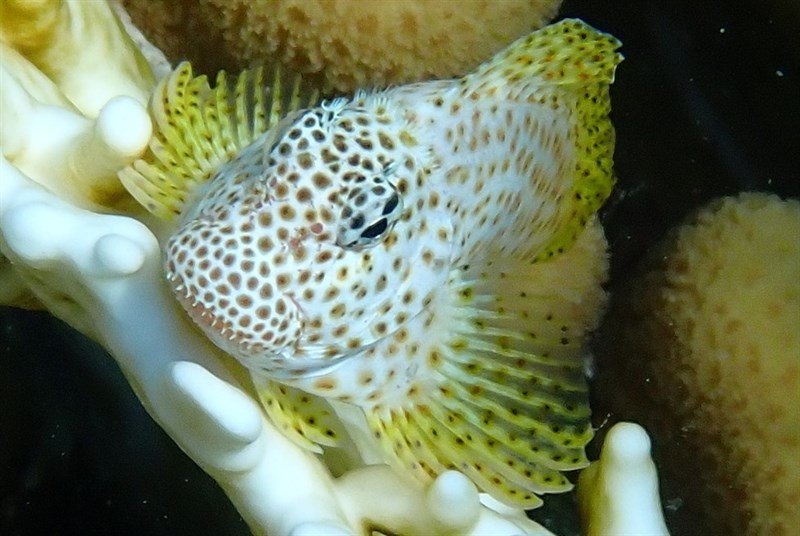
[595,193,800,535]
[120,0,562,91]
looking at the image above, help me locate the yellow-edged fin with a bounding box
[365,251,602,508]
[252,376,344,453]
[466,18,623,262]
[119,62,322,220]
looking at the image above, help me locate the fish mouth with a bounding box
[169,274,249,355]
[177,290,236,346]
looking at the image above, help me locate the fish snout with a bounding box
[164,223,306,370]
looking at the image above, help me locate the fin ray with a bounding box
[429,396,575,491]
[416,400,557,507]
[467,18,622,91]
[368,408,445,482]
[438,359,591,436]
[253,377,343,452]
[358,248,603,506]
[119,62,323,220]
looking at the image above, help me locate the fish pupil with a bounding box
[361,218,388,239]
[382,194,399,216]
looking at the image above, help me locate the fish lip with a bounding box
[176,289,235,346]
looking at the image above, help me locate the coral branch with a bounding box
[0,0,154,115]
[0,33,150,211]
[577,422,669,536]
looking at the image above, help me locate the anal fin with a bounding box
[252,375,343,453]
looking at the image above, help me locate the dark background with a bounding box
[2,1,798,535]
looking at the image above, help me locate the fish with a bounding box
[120,18,623,508]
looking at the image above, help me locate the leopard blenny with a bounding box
[120,18,622,507]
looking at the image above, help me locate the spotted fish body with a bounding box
[121,19,622,507]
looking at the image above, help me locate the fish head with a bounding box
[165,102,453,376]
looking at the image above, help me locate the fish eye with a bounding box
[336,174,403,251]
[382,193,399,216]
[361,218,388,239]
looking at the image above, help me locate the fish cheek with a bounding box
[164,219,307,370]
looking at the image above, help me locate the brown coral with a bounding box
[594,192,800,535]
[119,0,562,91]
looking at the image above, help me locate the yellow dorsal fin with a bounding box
[466,18,622,90]
[119,62,323,220]
[464,18,623,263]
[533,22,621,262]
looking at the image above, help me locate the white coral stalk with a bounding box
[0,1,670,534]
[577,422,670,536]
[0,0,154,116]
[0,42,151,211]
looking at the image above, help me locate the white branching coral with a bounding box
[0,1,669,534]
[577,423,670,536]
[0,0,154,211]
